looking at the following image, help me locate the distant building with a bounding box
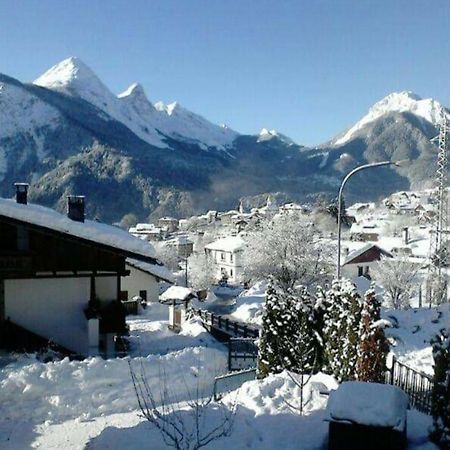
[341,243,392,279]
[129,223,164,241]
[204,236,246,283]
[158,217,179,233]
[121,258,174,304]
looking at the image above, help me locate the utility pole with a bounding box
[426,110,449,305]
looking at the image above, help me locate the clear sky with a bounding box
[1,0,449,145]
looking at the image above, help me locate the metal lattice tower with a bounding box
[427,110,449,305]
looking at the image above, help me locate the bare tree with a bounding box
[372,256,420,309]
[243,212,334,290]
[129,359,235,450]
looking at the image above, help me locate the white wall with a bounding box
[95,276,117,302]
[208,249,244,283]
[341,261,378,280]
[121,266,160,302]
[5,277,90,355]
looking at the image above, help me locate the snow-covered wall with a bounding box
[121,266,159,302]
[4,277,90,355]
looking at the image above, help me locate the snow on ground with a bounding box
[383,305,450,375]
[0,310,227,450]
[230,281,267,326]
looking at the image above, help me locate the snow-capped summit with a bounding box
[334,91,445,146]
[257,128,296,146]
[33,57,239,151]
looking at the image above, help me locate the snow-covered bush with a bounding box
[243,212,333,291]
[356,289,390,382]
[372,256,419,309]
[430,329,450,449]
[321,279,361,382]
[258,284,318,378]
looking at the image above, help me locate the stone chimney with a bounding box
[14,183,29,205]
[402,227,409,245]
[67,195,85,222]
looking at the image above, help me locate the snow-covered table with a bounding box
[326,381,409,450]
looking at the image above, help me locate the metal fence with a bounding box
[386,356,434,415]
[228,338,258,371]
[213,368,257,400]
[193,308,259,339]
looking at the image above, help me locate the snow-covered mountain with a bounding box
[257,128,296,146]
[333,91,445,146]
[0,57,448,222]
[34,57,239,151]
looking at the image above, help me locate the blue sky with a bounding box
[1,0,449,145]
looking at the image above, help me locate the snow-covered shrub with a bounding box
[322,279,361,382]
[257,284,318,378]
[430,329,450,448]
[356,289,390,383]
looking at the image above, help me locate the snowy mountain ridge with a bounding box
[34,57,239,151]
[333,91,446,146]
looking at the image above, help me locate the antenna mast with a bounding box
[427,109,449,305]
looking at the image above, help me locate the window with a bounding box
[230,253,233,263]
[120,290,129,301]
[221,252,225,261]
[139,290,147,301]
[230,269,233,277]
[357,266,363,277]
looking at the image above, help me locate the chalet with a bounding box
[204,236,246,284]
[341,243,392,279]
[0,185,157,357]
[120,258,175,304]
[349,223,380,242]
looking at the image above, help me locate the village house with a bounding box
[0,185,158,357]
[129,223,165,241]
[204,235,246,284]
[120,258,174,304]
[341,243,392,279]
[158,217,179,233]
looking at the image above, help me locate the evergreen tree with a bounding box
[258,284,317,378]
[356,289,389,382]
[430,329,450,449]
[322,279,362,381]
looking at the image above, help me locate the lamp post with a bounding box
[336,160,403,279]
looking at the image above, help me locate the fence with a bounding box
[386,356,434,415]
[193,308,259,339]
[228,338,258,371]
[213,368,257,400]
[121,299,139,316]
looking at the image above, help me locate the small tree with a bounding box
[430,329,450,449]
[155,243,180,272]
[322,279,361,382]
[243,212,333,291]
[258,284,317,378]
[356,289,390,383]
[372,256,419,309]
[187,252,216,291]
[129,360,235,450]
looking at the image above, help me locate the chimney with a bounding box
[67,195,85,222]
[402,227,409,245]
[14,183,29,205]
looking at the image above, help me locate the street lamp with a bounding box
[336,160,405,279]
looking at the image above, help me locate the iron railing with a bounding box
[213,368,257,400]
[386,356,434,415]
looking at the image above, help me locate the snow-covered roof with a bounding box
[0,198,155,260]
[326,381,409,431]
[160,286,196,303]
[204,236,246,253]
[343,243,391,265]
[126,258,174,284]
